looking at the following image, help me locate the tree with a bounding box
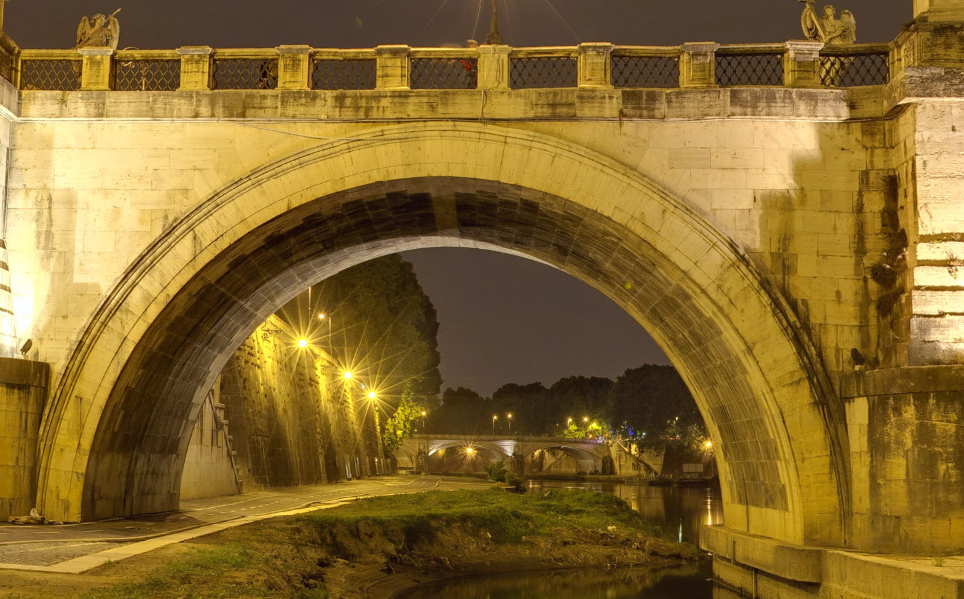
[428,387,490,435]
[382,384,427,452]
[609,365,704,445]
[278,254,442,449]
[491,382,551,435]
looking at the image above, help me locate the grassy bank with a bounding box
[3,488,702,599]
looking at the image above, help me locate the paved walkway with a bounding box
[0,476,490,573]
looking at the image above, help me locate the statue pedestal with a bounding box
[915,0,964,20]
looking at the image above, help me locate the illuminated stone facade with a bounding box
[0,2,960,595]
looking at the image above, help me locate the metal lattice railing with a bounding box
[510,56,578,89]
[819,52,889,87]
[612,55,680,88]
[212,58,279,90]
[311,59,376,90]
[716,53,784,86]
[113,59,181,91]
[411,58,478,90]
[20,60,82,91]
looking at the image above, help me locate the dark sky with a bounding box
[12,0,912,396]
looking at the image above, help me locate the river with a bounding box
[399,480,726,598]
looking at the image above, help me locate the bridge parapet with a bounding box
[10,41,893,94]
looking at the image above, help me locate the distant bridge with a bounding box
[394,434,660,476]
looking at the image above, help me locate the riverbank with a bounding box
[0,487,702,598]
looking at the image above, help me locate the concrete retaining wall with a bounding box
[179,314,382,499]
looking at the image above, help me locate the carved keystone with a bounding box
[77,47,112,91]
[276,45,311,90]
[478,44,511,91]
[785,41,824,87]
[177,46,214,91]
[679,42,720,89]
[375,45,411,90]
[578,43,614,89]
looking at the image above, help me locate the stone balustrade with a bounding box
[10,41,893,93]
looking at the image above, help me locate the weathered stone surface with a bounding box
[0,15,961,595]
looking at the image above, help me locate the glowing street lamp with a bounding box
[466,446,475,456]
[368,391,377,400]
[421,410,427,429]
[344,371,352,380]
[507,413,512,433]
[298,339,308,348]
[704,440,713,450]
[492,415,497,435]
[567,417,573,428]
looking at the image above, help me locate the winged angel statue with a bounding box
[76,9,121,50]
[799,0,856,45]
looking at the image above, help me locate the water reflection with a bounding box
[525,480,724,545]
[398,563,713,599]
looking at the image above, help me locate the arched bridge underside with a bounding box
[38,123,848,546]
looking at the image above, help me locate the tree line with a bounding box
[427,365,706,447]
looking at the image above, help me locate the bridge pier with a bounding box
[0,358,47,519]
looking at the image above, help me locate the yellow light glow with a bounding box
[368,391,376,399]
[421,411,426,416]
[318,313,326,320]
[583,417,589,422]
[704,440,713,449]
[298,339,307,348]
[493,415,497,420]
[344,372,352,379]
[507,413,512,418]
[466,447,475,455]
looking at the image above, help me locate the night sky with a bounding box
[13,0,911,397]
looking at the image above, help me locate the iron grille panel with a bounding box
[820,52,889,87]
[311,59,376,90]
[20,60,81,91]
[411,58,478,90]
[510,57,577,89]
[612,55,680,88]
[0,50,13,83]
[212,58,278,90]
[716,53,784,86]
[113,59,181,91]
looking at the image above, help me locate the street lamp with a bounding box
[567,417,573,428]
[344,371,352,380]
[507,413,512,433]
[368,391,376,400]
[492,415,497,435]
[421,410,427,429]
[298,339,308,348]
[318,313,332,348]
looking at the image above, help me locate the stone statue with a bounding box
[76,9,121,50]
[798,0,856,45]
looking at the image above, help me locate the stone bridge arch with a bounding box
[34,121,848,547]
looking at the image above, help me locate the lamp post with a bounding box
[492,415,497,435]
[507,413,512,433]
[421,410,427,430]
[318,313,332,349]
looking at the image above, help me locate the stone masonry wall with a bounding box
[216,315,376,490]
[0,358,48,518]
[2,90,903,391]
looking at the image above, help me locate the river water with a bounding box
[399,480,726,599]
